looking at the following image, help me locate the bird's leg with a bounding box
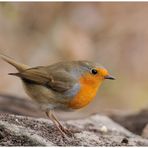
[51,110,73,136]
[45,110,70,139]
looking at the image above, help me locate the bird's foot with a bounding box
[60,126,73,137]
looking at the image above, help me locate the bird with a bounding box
[0,53,115,139]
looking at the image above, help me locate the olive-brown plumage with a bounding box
[0,53,115,138]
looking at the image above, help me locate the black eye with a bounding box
[91,69,98,75]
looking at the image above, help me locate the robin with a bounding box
[0,53,115,138]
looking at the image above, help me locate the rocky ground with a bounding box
[0,94,148,146]
[0,114,148,146]
[0,113,148,146]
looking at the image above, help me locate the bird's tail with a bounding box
[0,53,29,72]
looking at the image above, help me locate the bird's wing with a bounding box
[11,66,77,92]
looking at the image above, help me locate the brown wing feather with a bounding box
[11,66,76,92]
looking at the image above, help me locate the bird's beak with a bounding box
[104,75,115,80]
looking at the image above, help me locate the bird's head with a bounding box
[90,66,115,80]
[77,61,115,85]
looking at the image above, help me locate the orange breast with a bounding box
[68,73,102,109]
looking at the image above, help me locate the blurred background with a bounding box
[0,2,148,119]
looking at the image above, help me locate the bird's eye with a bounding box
[91,69,98,75]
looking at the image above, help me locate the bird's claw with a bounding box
[61,126,73,137]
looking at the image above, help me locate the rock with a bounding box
[0,113,147,146]
[110,109,148,135]
[0,94,43,117]
[142,124,148,139]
